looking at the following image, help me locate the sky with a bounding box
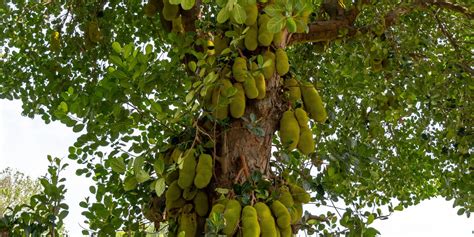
[0,99,472,236]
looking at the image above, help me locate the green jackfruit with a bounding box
[273,31,284,46]
[244,4,258,26]
[291,203,303,224]
[171,148,184,162]
[289,183,310,203]
[233,57,248,82]
[262,50,275,79]
[144,0,159,17]
[193,191,209,217]
[223,200,242,236]
[162,0,179,21]
[244,77,259,99]
[279,110,300,150]
[278,186,294,207]
[301,82,327,123]
[210,203,226,216]
[194,153,213,188]
[182,186,197,200]
[245,24,258,51]
[171,16,184,33]
[255,73,266,100]
[166,197,186,211]
[280,227,292,237]
[177,212,197,237]
[230,83,246,118]
[242,206,260,237]
[298,129,315,155]
[165,170,179,185]
[285,78,301,104]
[294,108,309,128]
[166,180,182,201]
[276,48,289,76]
[178,149,196,189]
[254,202,277,237]
[271,200,291,228]
[258,14,273,46]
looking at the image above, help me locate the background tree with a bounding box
[0,0,472,236]
[0,168,41,218]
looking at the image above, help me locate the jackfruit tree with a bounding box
[0,0,472,236]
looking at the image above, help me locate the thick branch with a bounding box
[421,0,474,19]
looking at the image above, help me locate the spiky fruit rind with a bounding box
[276,48,289,76]
[162,0,179,21]
[245,24,258,51]
[232,57,248,82]
[279,110,300,150]
[255,73,266,99]
[294,108,309,128]
[166,180,182,201]
[244,77,259,99]
[280,227,292,237]
[244,4,258,26]
[230,83,246,118]
[298,129,315,155]
[223,200,242,236]
[284,78,301,104]
[254,202,277,237]
[177,149,196,189]
[258,14,273,46]
[271,200,291,228]
[262,51,275,79]
[194,191,209,217]
[242,206,260,237]
[289,183,310,203]
[278,186,294,207]
[301,82,328,123]
[177,212,197,237]
[194,153,213,188]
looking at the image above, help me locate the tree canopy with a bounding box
[0,0,472,236]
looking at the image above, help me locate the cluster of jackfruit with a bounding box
[279,78,327,154]
[163,148,213,236]
[143,0,185,33]
[207,184,310,236]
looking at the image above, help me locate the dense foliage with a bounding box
[0,0,472,236]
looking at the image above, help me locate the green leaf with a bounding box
[123,176,138,191]
[72,124,84,133]
[267,15,286,33]
[217,7,230,23]
[135,169,150,183]
[58,102,68,113]
[111,42,122,53]
[110,157,126,174]
[154,178,166,197]
[231,4,247,24]
[367,214,375,224]
[153,158,165,175]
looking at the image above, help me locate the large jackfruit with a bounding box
[276,48,289,76]
[271,200,291,229]
[244,77,259,99]
[262,50,275,79]
[245,24,258,51]
[285,78,301,104]
[280,227,292,237]
[289,183,310,203]
[223,200,242,236]
[294,108,309,128]
[177,212,197,237]
[258,14,273,46]
[298,128,315,155]
[166,180,182,201]
[301,82,327,123]
[162,0,179,21]
[232,57,248,82]
[193,191,209,217]
[290,203,303,224]
[254,202,277,237]
[194,153,213,188]
[279,110,300,150]
[177,149,196,189]
[278,186,294,207]
[230,83,246,118]
[244,4,258,26]
[241,205,260,237]
[255,73,266,99]
[210,203,226,216]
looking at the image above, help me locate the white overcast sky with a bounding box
[0,100,472,236]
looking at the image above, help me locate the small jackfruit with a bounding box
[212,86,229,120]
[171,148,184,162]
[301,82,327,123]
[166,180,182,201]
[289,183,310,203]
[223,200,242,236]
[193,191,209,217]
[177,212,197,237]
[171,16,184,33]
[245,24,258,51]
[50,31,60,52]
[165,170,179,185]
[294,108,309,128]
[244,77,259,99]
[271,200,291,229]
[262,50,275,79]
[194,153,213,189]
[162,0,179,21]
[258,14,273,46]
[244,4,258,26]
[298,128,315,155]
[177,149,196,189]
[273,31,284,46]
[254,202,277,237]
[279,110,300,150]
[276,48,289,76]
[232,57,248,82]
[241,206,260,237]
[255,73,266,99]
[285,78,301,104]
[230,83,246,118]
[278,186,294,207]
[166,197,186,211]
[182,186,197,200]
